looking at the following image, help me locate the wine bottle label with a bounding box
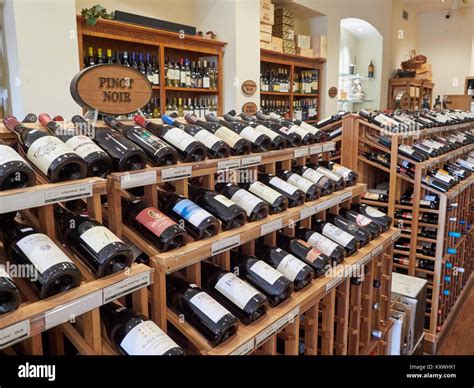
[355,214,373,227]
[27,136,76,175]
[131,129,165,152]
[214,194,236,208]
[278,126,292,135]
[269,177,298,195]
[322,224,353,247]
[289,126,310,139]
[434,171,453,183]
[363,192,381,200]
[249,182,281,204]
[305,248,323,263]
[215,127,241,147]
[0,144,26,165]
[331,164,352,179]
[307,232,339,255]
[147,74,154,83]
[301,168,324,184]
[163,128,194,151]
[365,206,387,218]
[120,320,179,355]
[316,166,341,182]
[172,199,212,227]
[80,226,122,254]
[203,77,211,88]
[286,174,314,193]
[16,233,73,274]
[423,140,441,150]
[456,159,474,170]
[65,135,107,159]
[230,189,261,216]
[399,145,414,155]
[240,126,262,143]
[255,125,278,140]
[250,260,282,285]
[215,272,260,310]
[277,254,307,281]
[193,129,220,149]
[420,200,431,207]
[153,73,159,85]
[189,291,230,323]
[136,207,177,236]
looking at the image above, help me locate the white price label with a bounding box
[103,271,152,303]
[217,159,240,172]
[241,155,262,168]
[337,191,353,202]
[211,234,241,255]
[230,338,255,355]
[260,218,283,236]
[322,142,336,152]
[294,147,309,158]
[0,320,30,349]
[44,182,93,203]
[317,196,340,212]
[255,324,277,348]
[300,205,317,220]
[120,171,156,189]
[357,253,372,267]
[45,290,103,330]
[309,145,323,155]
[371,244,384,258]
[0,191,44,213]
[161,166,192,181]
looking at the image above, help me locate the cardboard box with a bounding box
[270,36,283,52]
[260,41,272,50]
[295,34,311,49]
[260,0,272,4]
[275,7,293,18]
[261,1,273,12]
[274,15,294,27]
[283,47,296,55]
[311,35,327,59]
[283,39,296,49]
[260,23,272,34]
[273,30,295,41]
[260,3,274,25]
[297,48,314,58]
[260,31,272,43]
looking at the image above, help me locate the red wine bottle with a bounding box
[230,250,293,307]
[319,161,358,186]
[3,115,87,182]
[201,260,268,325]
[295,226,346,264]
[103,116,178,166]
[54,206,134,277]
[255,242,314,290]
[313,219,359,256]
[71,116,147,172]
[338,208,382,238]
[214,182,269,221]
[0,140,35,190]
[101,302,185,355]
[0,267,21,314]
[158,192,220,240]
[326,213,371,247]
[306,163,346,191]
[188,184,246,230]
[350,204,392,232]
[133,115,206,162]
[38,113,112,177]
[258,172,305,207]
[238,180,288,214]
[122,197,187,251]
[2,220,82,299]
[292,165,335,196]
[166,274,238,346]
[276,169,321,201]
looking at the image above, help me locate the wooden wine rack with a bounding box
[342,114,474,354]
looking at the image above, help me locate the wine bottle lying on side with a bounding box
[350,204,393,232]
[0,267,21,315]
[0,139,36,191]
[276,169,321,201]
[237,180,288,214]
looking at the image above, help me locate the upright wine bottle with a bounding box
[306,163,345,191]
[54,206,134,277]
[3,115,87,182]
[166,274,239,346]
[258,172,305,207]
[350,204,392,232]
[122,197,187,251]
[201,260,268,325]
[338,208,382,238]
[0,140,35,190]
[0,267,21,314]
[103,116,178,166]
[101,302,185,355]
[230,251,293,307]
[255,242,314,290]
[71,116,147,172]
[38,113,112,177]
[319,161,358,186]
[237,180,288,214]
[133,115,206,162]
[326,213,371,247]
[295,227,346,264]
[276,170,321,201]
[292,165,335,196]
[214,182,269,221]
[188,184,246,230]
[2,221,82,299]
[158,192,220,240]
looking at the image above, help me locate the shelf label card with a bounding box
[44,182,93,203]
[357,253,372,267]
[300,205,317,220]
[240,155,262,168]
[45,290,103,330]
[230,338,255,355]
[255,306,300,347]
[337,191,353,202]
[260,218,283,236]
[103,270,152,303]
[217,159,241,172]
[325,273,345,293]
[371,243,384,258]
[322,142,336,152]
[120,171,156,189]
[294,147,309,158]
[0,320,30,349]
[0,191,44,213]
[317,195,340,212]
[161,166,192,181]
[211,234,241,255]
[309,145,324,155]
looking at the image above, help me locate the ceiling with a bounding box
[340,18,381,39]
[402,0,473,12]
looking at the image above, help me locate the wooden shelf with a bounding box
[293,93,319,97]
[165,87,219,93]
[261,49,325,67]
[358,155,391,173]
[360,199,389,207]
[260,91,291,96]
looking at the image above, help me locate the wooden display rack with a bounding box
[0,177,153,355]
[341,114,474,354]
[388,78,434,110]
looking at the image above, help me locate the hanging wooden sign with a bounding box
[70,64,152,115]
[328,87,338,98]
[242,102,258,115]
[241,80,257,96]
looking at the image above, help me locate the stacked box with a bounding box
[270,36,283,52]
[260,23,272,34]
[311,35,327,59]
[274,7,295,54]
[296,48,313,57]
[295,34,311,49]
[260,1,274,26]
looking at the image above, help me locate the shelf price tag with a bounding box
[294,147,309,158]
[230,338,255,355]
[44,182,93,203]
[371,244,384,258]
[240,155,262,168]
[317,196,340,212]
[211,234,241,255]
[310,145,323,155]
[217,159,241,172]
[357,253,372,267]
[161,166,192,181]
[325,272,345,293]
[337,191,353,202]
[103,271,152,304]
[260,218,283,236]
[322,142,336,152]
[0,320,30,349]
[120,171,156,189]
[300,204,317,220]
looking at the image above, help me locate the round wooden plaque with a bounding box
[242,102,258,115]
[242,80,257,96]
[328,87,338,98]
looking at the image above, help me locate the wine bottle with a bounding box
[2,221,82,299]
[214,182,269,221]
[276,170,320,201]
[0,266,21,314]
[0,140,35,190]
[338,208,383,238]
[319,161,358,186]
[158,192,220,240]
[313,219,359,256]
[162,114,231,158]
[188,184,246,230]
[185,114,251,155]
[258,172,305,207]
[122,197,187,251]
[326,213,371,247]
[101,302,185,355]
[255,242,314,290]
[38,113,112,178]
[398,144,427,162]
[306,163,346,191]
[295,227,346,264]
[261,112,316,145]
[292,165,335,196]
[428,169,456,188]
[201,260,268,325]
[238,181,288,214]
[230,251,293,307]
[350,204,392,232]
[54,206,134,277]
[276,232,332,275]
[422,175,449,192]
[363,192,389,203]
[103,116,178,166]
[3,115,87,182]
[133,115,206,162]
[71,116,147,172]
[166,274,238,346]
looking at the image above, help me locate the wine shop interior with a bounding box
[0,0,473,361]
